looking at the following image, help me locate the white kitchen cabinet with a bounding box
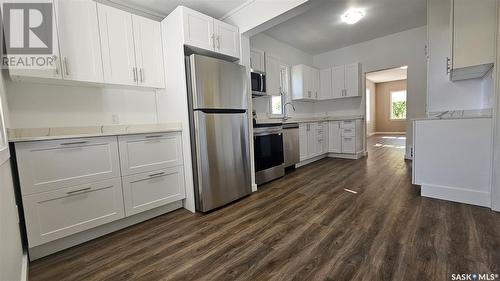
[15,137,120,195]
[181,7,240,59]
[54,0,103,83]
[317,122,328,155]
[23,178,124,247]
[266,53,281,96]
[8,2,62,80]
[449,0,496,80]
[182,7,214,51]
[344,63,361,97]
[98,4,165,88]
[332,65,345,99]
[332,63,361,98]
[328,121,342,153]
[132,15,165,88]
[299,124,308,161]
[214,19,240,58]
[307,123,318,157]
[122,166,186,216]
[292,64,320,101]
[250,49,265,72]
[341,136,356,154]
[98,3,137,86]
[118,132,183,176]
[340,120,363,154]
[319,68,333,100]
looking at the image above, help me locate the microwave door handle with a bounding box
[260,74,264,92]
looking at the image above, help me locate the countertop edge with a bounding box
[8,123,183,143]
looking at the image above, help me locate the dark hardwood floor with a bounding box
[29,135,500,281]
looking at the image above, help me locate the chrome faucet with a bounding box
[283,102,296,121]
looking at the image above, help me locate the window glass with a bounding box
[390,90,407,120]
[271,96,283,115]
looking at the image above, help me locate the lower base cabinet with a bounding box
[299,119,364,163]
[23,178,125,247]
[16,131,186,249]
[122,166,186,216]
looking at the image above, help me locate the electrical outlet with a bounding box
[112,114,120,124]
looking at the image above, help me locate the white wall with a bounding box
[313,26,428,158]
[6,81,159,128]
[0,73,25,281]
[250,33,314,118]
[366,79,376,136]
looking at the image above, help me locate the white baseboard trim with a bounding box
[296,151,367,168]
[28,201,183,260]
[373,132,406,135]
[20,252,28,281]
[296,154,328,167]
[421,184,491,208]
[328,151,366,160]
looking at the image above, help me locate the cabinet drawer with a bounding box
[342,136,355,154]
[15,137,120,195]
[23,178,125,247]
[122,166,186,216]
[341,128,355,137]
[341,120,355,129]
[118,132,183,176]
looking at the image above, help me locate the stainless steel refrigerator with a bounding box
[185,54,252,212]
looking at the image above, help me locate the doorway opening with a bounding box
[365,66,408,152]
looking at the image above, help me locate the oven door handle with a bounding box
[254,132,282,137]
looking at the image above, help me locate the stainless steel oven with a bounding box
[251,71,266,96]
[253,124,285,185]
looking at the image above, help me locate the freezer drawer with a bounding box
[192,111,252,211]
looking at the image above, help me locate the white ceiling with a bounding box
[263,0,427,55]
[366,67,407,83]
[107,0,246,19]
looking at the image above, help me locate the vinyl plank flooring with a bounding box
[29,135,500,281]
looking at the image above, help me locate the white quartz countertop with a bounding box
[412,115,493,121]
[8,123,182,142]
[255,115,364,124]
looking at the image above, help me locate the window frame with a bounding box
[366,88,371,123]
[389,90,407,121]
[268,65,289,118]
[0,96,10,165]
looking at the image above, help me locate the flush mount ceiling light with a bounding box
[341,8,365,24]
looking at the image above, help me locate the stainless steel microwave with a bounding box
[251,70,266,96]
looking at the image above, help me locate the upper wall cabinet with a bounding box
[98,4,136,86]
[98,4,165,88]
[8,1,100,81]
[250,49,265,72]
[266,53,281,96]
[54,0,104,83]
[448,0,496,81]
[132,15,166,88]
[291,64,319,101]
[181,7,240,59]
[332,63,361,98]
